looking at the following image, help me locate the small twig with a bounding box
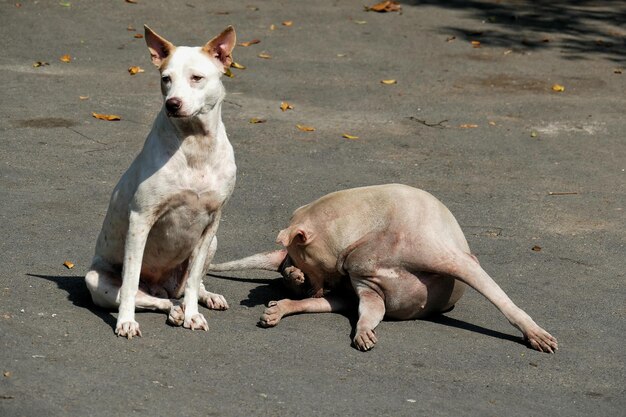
[547,192,579,196]
[408,116,448,129]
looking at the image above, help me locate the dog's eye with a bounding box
[161,75,171,84]
[191,75,204,83]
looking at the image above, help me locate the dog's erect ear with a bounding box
[144,25,175,67]
[202,26,236,71]
[276,227,310,247]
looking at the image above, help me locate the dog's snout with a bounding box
[166,98,183,113]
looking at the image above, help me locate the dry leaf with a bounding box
[3,371,11,378]
[79,96,89,100]
[296,124,315,132]
[134,34,144,39]
[32,61,49,67]
[459,124,478,128]
[488,121,496,126]
[342,133,359,140]
[614,68,623,74]
[530,131,538,138]
[446,36,456,42]
[282,21,293,27]
[249,118,266,124]
[531,245,542,252]
[224,68,234,78]
[128,66,144,75]
[258,52,272,59]
[63,261,75,269]
[125,0,137,3]
[381,79,397,85]
[92,112,121,121]
[59,54,71,63]
[551,84,565,92]
[270,24,277,31]
[471,40,481,48]
[365,0,401,12]
[354,20,367,25]
[231,62,246,69]
[127,25,136,31]
[238,39,261,47]
[280,102,293,111]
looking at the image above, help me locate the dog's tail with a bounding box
[209,249,288,272]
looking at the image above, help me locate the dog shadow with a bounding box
[26,273,117,330]
[207,273,288,308]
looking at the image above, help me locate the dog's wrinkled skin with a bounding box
[85,26,237,338]
[211,184,558,353]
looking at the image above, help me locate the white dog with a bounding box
[85,25,237,338]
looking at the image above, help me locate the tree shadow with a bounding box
[402,0,626,62]
[26,273,117,330]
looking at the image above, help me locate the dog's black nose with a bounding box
[165,98,182,113]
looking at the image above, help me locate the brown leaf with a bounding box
[381,79,397,85]
[125,0,137,3]
[471,40,481,48]
[365,0,401,12]
[459,124,478,128]
[296,124,315,132]
[231,62,246,70]
[270,24,277,31]
[342,133,359,140]
[258,52,272,59]
[63,261,75,269]
[280,101,293,111]
[79,96,89,100]
[3,371,11,378]
[614,68,623,74]
[59,54,71,63]
[32,61,49,68]
[92,112,121,121]
[551,84,565,92]
[249,118,266,124]
[128,66,144,75]
[282,21,293,27]
[238,39,261,47]
[134,34,144,39]
[446,36,456,42]
[531,245,542,252]
[127,25,136,31]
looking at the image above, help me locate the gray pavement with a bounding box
[1,1,624,416]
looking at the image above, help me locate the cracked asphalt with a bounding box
[1,1,624,416]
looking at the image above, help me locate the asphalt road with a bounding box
[1,1,624,416]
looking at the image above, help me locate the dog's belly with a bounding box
[141,191,218,278]
[381,271,466,320]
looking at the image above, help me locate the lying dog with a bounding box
[210,184,558,353]
[85,25,237,338]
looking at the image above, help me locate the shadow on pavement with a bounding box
[425,313,527,348]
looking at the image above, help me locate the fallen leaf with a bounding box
[125,0,137,3]
[280,101,294,111]
[59,1,71,7]
[247,5,259,11]
[365,0,401,12]
[282,21,293,27]
[342,133,359,140]
[530,131,538,138]
[127,25,136,31]
[238,39,261,47]
[381,79,397,85]
[552,84,565,92]
[459,124,478,128]
[446,36,456,42]
[63,261,75,269]
[296,124,315,132]
[354,20,367,25]
[3,371,11,378]
[79,96,89,100]
[503,49,513,55]
[134,34,144,39]
[613,68,622,74]
[488,121,496,126]
[224,68,234,78]
[59,54,71,63]
[249,118,266,124]
[231,62,246,70]
[258,52,272,59]
[92,112,121,121]
[33,61,49,67]
[128,66,144,75]
[471,40,481,48]
[270,24,277,31]
[531,245,542,252]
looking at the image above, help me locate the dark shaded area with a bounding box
[26,273,117,330]
[404,0,626,62]
[426,314,528,348]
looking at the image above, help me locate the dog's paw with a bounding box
[183,313,209,331]
[200,292,229,311]
[353,328,377,352]
[258,300,285,328]
[115,320,142,339]
[283,266,305,285]
[167,304,185,326]
[524,325,558,353]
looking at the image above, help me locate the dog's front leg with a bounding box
[116,210,152,339]
[178,215,222,331]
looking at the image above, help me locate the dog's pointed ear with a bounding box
[202,26,236,72]
[144,25,175,67]
[276,227,310,247]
